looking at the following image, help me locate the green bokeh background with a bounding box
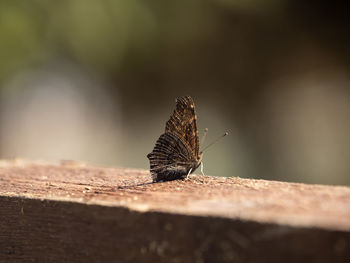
[1,0,350,185]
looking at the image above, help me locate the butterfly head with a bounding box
[197,151,203,163]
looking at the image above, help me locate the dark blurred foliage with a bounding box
[1,0,350,185]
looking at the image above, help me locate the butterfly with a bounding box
[147,96,202,182]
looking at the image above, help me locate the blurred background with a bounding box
[1,0,350,185]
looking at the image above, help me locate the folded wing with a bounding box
[147,132,195,182]
[165,96,199,158]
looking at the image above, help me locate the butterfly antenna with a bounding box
[200,132,228,153]
[200,128,209,147]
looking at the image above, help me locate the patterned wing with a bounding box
[165,96,199,158]
[147,132,196,182]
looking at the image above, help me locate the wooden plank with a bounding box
[0,159,349,262]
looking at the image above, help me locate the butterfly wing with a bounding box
[147,132,197,182]
[165,96,200,158]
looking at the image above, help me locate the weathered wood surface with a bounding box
[0,159,349,262]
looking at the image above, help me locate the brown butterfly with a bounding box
[147,95,227,182]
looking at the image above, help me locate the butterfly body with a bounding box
[147,96,202,182]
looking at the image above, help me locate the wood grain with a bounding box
[0,159,349,262]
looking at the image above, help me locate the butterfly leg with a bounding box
[200,162,205,176]
[186,168,193,179]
